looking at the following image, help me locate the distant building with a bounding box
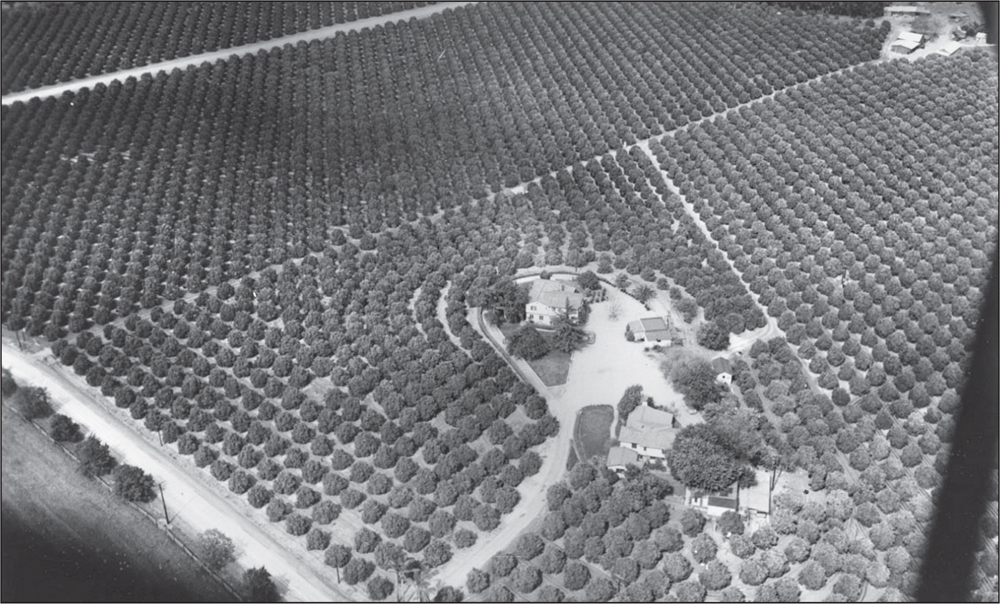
[626,316,674,342]
[617,405,681,461]
[937,41,963,56]
[525,279,584,326]
[885,5,930,16]
[685,468,773,520]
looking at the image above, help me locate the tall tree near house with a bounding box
[617,385,644,424]
[633,283,656,305]
[507,325,549,360]
[486,280,529,325]
[577,270,601,291]
[552,317,588,353]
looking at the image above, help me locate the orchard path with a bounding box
[0,1,476,106]
[1,341,358,603]
[433,277,692,589]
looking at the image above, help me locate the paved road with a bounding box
[2,342,353,602]
[1,1,476,106]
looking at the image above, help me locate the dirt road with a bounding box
[1,1,476,106]
[435,279,690,588]
[2,342,351,602]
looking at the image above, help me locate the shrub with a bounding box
[585,577,616,602]
[16,386,54,420]
[285,512,311,536]
[511,563,542,594]
[674,580,707,603]
[198,529,236,571]
[563,560,591,591]
[361,499,388,524]
[341,488,366,509]
[700,560,732,590]
[739,558,767,586]
[343,557,375,586]
[663,552,693,582]
[367,575,394,601]
[312,499,341,524]
[507,325,549,360]
[49,414,83,442]
[454,528,477,549]
[691,533,718,564]
[112,465,156,503]
[403,525,431,553]
[77,436,117,477]
[247,484,273,508]
[266,498,291,523]
[466,569,490,594]
[680,507,707,536]
[516,532,545,560]
[354,527,381,554]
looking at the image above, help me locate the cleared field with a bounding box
[1,401,234,602]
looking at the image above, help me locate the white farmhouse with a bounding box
[617,405,680,461]
[525,279,585,326]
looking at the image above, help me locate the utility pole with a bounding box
[158,482,170,523]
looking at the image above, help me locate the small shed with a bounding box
[937,41,963,56]
[626,316,673,342]
[976,32,988,44]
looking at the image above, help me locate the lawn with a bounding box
[0,399,235,602]
[574,405,615,460]
[499,323,573,387]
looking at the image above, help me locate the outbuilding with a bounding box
[885,6,930,17]
[625,316,674,342]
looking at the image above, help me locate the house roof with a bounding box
[627,316,674,339]
[937,41,963,56]
[607,446,641,469]
[528,279,585,310]
[891,38,922,51]
[711,357,733,373]
[687,469,772,514]
[619,404,679,451]
[628,405,676,430]
[619,424,677,451]
[898,31,924,43]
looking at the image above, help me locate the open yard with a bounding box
[1,400,234,602]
